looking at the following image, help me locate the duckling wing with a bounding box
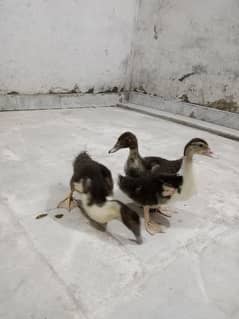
[119,174,183,206]
[125,166,145,178]
[118,175,161,206]
[99,163,114,195]
[144,156,183,174]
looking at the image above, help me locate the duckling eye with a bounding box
[199,143,203,147]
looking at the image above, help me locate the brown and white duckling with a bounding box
[118,173,183,235]
[169,138,213,202]
[108,131,183,177]
[149,138,213,215]
[58,152,142,244]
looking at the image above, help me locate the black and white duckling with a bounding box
[119,173,183,235]
[58,152,142,244]
[58,151,113,210]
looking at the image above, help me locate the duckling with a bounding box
[169,138,213,202]
[118,173,183,235]
[108,131,183,177]
[109,133,213,213]
[58,152,142,244]
[58,151,113,210]
[109,132,214,176]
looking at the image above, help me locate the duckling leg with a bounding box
[155,207,173,218]
[154,186,177,217]
[144,206,164,235]
[57,190,76,211]
[150,207,172,218]
[57,179,84,211]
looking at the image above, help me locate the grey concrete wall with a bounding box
[0,0,137,94]
[132,0,239,106]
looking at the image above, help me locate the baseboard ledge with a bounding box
[0,93,121,111]
[129,92,239,131]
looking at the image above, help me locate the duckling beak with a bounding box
[203,148,215,158]
[108,144,121,154]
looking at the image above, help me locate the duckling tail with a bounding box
[114,200,142,244]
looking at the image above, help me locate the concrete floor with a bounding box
[0,106,239,319]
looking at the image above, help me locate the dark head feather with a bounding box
[184,138,208,155]
[72,152,113,205]
[109,131,138,153]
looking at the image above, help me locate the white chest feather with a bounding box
[80,194,121,224]
[170,158,197,202]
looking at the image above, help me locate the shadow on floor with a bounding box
[36,184,150,245]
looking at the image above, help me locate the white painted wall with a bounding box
[1,0,239,107]
[0,0,136,94]
[132,0,239,105]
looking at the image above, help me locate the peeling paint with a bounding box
[178,73,195,82]
[49,84,81,94]
[5,86,124,97]
[207,99,239,113]
[132,1,239,106]
[86,88,94,94]
[178,94,239,113]
[133,86,147,94]
[179,65,207,82]
[71,84,81,93]
[98,86,123,94]
[179,94,189,102]
[7,91,19,95]
[111,86,119,93]
[49,87,73,94]
[153,25,158,40]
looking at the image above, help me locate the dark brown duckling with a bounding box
[108,132,183,177]
[57,151,142,244]
[118,173,183,235]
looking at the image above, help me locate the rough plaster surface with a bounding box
[0,0,136,94]
[1,107,239,319]
[132,0,239,105]
[1,0,239,111]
